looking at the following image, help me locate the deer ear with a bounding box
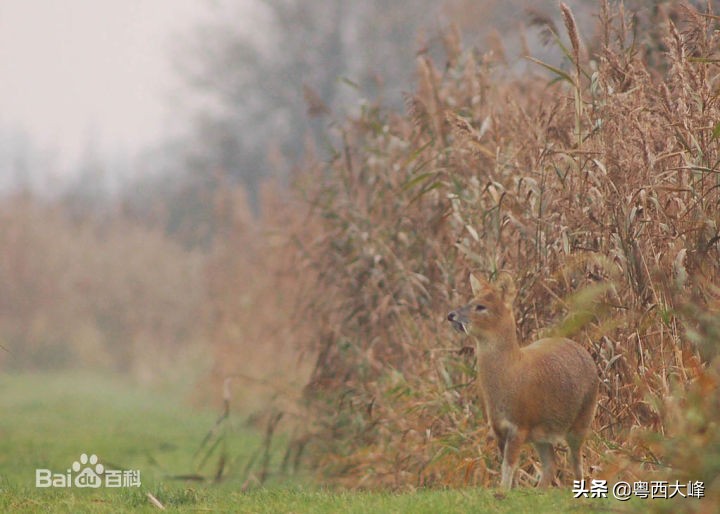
[470,274,482,296]
[495,271,517,304]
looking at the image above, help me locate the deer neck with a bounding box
[473,330,522,403]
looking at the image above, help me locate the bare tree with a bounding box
[175,0,441,214]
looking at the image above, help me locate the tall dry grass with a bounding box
[197,1,720,498]
[0,192,206,380]
[259,1,720,491]
[203,179,316,412]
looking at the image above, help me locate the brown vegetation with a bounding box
[234,0,719,494]
[3,1,719,502]
[203,183,315,413]
[0,192,206,379]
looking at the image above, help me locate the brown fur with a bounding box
[448,275,599,489]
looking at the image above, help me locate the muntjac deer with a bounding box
[447,274,598,490]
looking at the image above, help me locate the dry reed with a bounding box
[210,2,720,495]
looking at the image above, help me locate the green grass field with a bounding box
[0,372,623,513]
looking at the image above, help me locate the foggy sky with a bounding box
[0,0,202,172]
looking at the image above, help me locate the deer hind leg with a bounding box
[567,435,584,481]
[533,442,556,488]
[567,392,597,482]
[500,428,527,490]
[496,432,506,461]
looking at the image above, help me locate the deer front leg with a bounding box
[500,427,527,490]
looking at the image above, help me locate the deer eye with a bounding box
[475,304,487,312]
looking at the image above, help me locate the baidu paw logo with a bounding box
[36,452,140,488]
[72,453,104,488]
